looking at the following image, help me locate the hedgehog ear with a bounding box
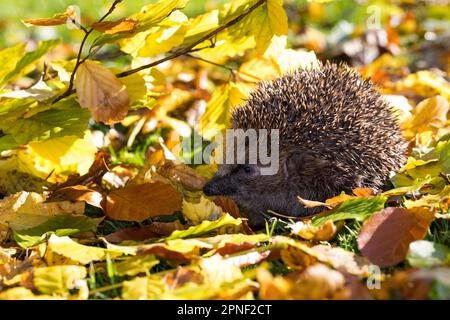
[283,151,329,178]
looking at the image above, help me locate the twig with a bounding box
[53,0,123,103]
[116,0,266,78]
[53,0,265,103]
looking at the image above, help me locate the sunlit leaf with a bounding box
[197,82,252,140]
[163,213,242,240]
[106,182,182,222]
[0,97,90,152]
[312,196,387,226]
[357,207,435,267]
[92,18,137,34]
[33,265,86,295]
[115,255,159,276]
[0,192,84,231]
[75,60,130,124]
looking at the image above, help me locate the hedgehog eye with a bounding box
[243,165,252,173]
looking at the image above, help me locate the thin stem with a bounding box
[116,0,265,78]
[53,0,123,103]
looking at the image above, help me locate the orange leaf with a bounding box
[357,207,435,267]
[91,19,137,34]
[23,7,77,27]
[104,221,185,243]
[75,60,130,124]
[46,185,105,209]
[106,182,182,222]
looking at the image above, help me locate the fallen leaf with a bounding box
[0,191,84,231]
[46,185,105,209]
[289,220,337,241]
[33,265,86,295]
[357,207,435,267]
[104,221,185,243]
[182,196,223,224]
[158,161,207,191]
[106,182,182,222]
[75,60,130,124]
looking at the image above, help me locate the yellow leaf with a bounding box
[0,287,60,300]
[46,235,125,265]
[18,131,97,182]
[33,265,86,295]
[401,96,450,139]
[137,11,188,57]
[0,192,84,231]
[396,71,450,102]
[252,0,288,54]
[75,60,130,124]
[198,82,252,140]
[183,196,224,224]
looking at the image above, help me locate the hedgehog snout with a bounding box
[203,177,235,196]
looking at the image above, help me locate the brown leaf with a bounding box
[23,7,77,26]
[158,161,207,192]
[106,182,183,222]
[75,60,130,124]
[213,197,241,219]
[46,185,105,209]
[357,207,435,267]
[91,18,137,34]
[56,151,110,189]
[104,221,185,243]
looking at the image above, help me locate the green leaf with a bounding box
[162,213,242,241]
[33,265,86,295]
[312,196,387,226]
[13,215,103,248]
[115,255,159,276]
[0,97,90,151]
[407,240,450,268]
[0,43,26,88]
[1,39,60,87]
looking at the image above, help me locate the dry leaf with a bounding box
[91,19,137,34]
[290,220,337,241]
[158,161,207,191]
[46,185,105,209]
[357,207,435,267]
[104,221,185,243]
[75,60,130,124]
[106,182,182,222]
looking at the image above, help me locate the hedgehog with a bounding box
[202,62,407,229]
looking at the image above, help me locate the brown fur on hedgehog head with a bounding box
[203,62,407,229]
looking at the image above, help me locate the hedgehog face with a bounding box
[203,164,263,196]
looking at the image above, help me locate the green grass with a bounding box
[335,220,361,253]
[426,219,450,248]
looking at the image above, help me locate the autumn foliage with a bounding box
[0,0,450,300]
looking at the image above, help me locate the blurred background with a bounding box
[1,0,448,72]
